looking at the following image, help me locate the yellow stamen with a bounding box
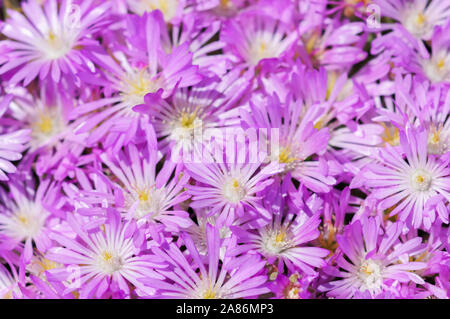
[18,215,28,225]
[220,0,231,7]
[275,231,286,243]
[326,71,338,100]
[305,32,319,54]
[48,31,56,42]
[361,263,374,275]
[180,112,196,129]
[203,288,216,299]
[102,251,113,262]
[416,13,426,25]
[415,175,425,184]
[125,70,153,98]
[279,147,297,164]
[410,250,428,262]
[149,0,169,15]
[138,189,150,202]
[380,123,400,146]
[259,42,267,53]
[314,118,325,130]
[430,127,442,145]
[37,114,53,134]
[39,258,58,271]
[437,59,445,70]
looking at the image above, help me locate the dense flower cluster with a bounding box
[0,0,448,299]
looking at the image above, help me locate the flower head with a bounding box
[320,217,426,298]
[0,0,111,85]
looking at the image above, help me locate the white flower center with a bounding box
[410,169,432,192]
[15,214,42,238]
[187,216,231,256]
[121,69,157,107]
[170,110,202,145]
[42,31,74,60]
[403,10,430,38]
[97,251,124,275]
[1,204,48,241]
[358,259,383,291]
[129,0,179,22]
[427,127,448,155]
[222,178,246,204]
[261,228,292,255]
[30,108,65,148]
[423,52,450,83]
[129,186,163,220]
[248,36,280,65]
[190,278,224,299]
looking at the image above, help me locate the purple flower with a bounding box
[185,143,282,224]
[0,0,448,300]
[375,0,450,41]
[69,11,201,147]
[135,68,251,157]
[221,11,297,67]
[0,0,111,85]
[229,187,329,276]
[141,223,270,298]
[320,216,426,299]
[240,93,336,193]
[0,95,30,181]
[0,177,59,267]
[352,127,450,229]
[45,208,167,298]
[97,122,192,230]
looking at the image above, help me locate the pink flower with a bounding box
[141,223,270,298]
[0,0,111,85]
[45,208,167,298]
[320,216,427,299]
[352,127,450,229]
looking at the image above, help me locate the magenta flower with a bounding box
[0,0,448,300]
[0,177,59,267]
[97,123,192,230]
[46,208,167,298]
[134,68,251,157]
[141,223,270,298]
[229,190,329,276]
[0,95,30,181]
[300,21,367,70]
[185,144,282,224]
[375,0,450,41]
[69,11,201,147]
[241,94,336,193]
[374,75,450,156]
[320,217,427,299]
[221,11,297,67]
[352,127,450,229]
[406,21,450,83]
[6,85,84,153]
[268,272,317,299]
[126,0,186,23]
[0,0,111,85]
